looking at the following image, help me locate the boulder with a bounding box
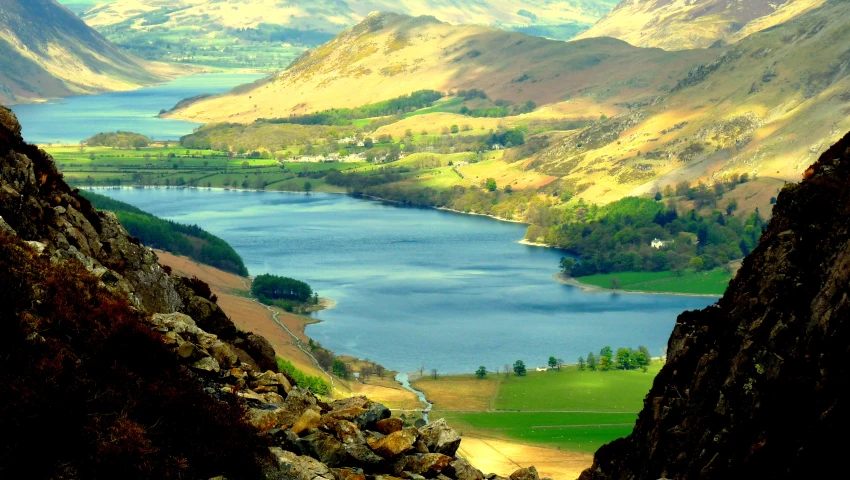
[270,447,335,480]
[298,430,350,467]
[376,418,403,435]
[209,341,238,369]
[368,427,418,458]
[253,370,293,394]
[330,467,366,480]
[324,418,364,444]
[246,333,278,372]
[509,467,539,480]
[343,442,385,468]
[418,419,461,457]
[447,458,485,480]
[292,409,323,435]
[404,453,453,477]
[248,388,318,430]
[190,356,220,373]
[327,396,391,430]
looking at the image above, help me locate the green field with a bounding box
[418,363,662,453]
[576,268,732,295]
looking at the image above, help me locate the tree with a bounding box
[485,178,497,192]
[548,356,557,369]
[638,345,652,365]
[451,125,459,134]
[578,356,586,371]
[513,360,527,376]
[503,364,511,378]
[374,364,385,378]
[725,199,738,215]
[361,365,374,382]
[610,277,621,290]
[304,181,313,193]
[654,191,663,201]
[690,256,705,272]
[616,348,633,370]
[475,366,487,379]
[599,355,612,371]
[332,359,348,379]
[559,257,576,276]
[431,368,438,380]
[587,352,597,371]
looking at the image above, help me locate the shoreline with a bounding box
[553,273,721,298]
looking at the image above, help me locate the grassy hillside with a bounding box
[574,0,826,50]
[80,190,249,275]
[532,0,850,203]
[165,12,714,123]
[0,0,180,105]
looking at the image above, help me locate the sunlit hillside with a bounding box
[0,0,180,105]
[534,0,850,202]
[165,12,714,123]
[574,0,826,50]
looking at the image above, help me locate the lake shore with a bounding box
[553,273,721,298]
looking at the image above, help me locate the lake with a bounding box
[9,73,266,145]
[97,188,716,374]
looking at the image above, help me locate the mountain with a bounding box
[0,104,539,480]
[76,0,620,67]
[0,0,178,105]
[82,0,618,33]
[527,0,850,203]
[579,130,850,479]
[574,0,827,50]
[164,12,714,123]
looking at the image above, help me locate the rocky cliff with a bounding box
[580,133,850,478]
[0,106,539,479]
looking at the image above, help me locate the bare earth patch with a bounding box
[412,374,499,411]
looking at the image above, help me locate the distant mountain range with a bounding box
[574,0,827,50]
[163,12,713,124]
[0,0,178,105]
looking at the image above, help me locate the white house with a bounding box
[651,238,666,249]
[535,367,548,372]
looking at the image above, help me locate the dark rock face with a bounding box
[581,133,850,478]
[0,106,181,313]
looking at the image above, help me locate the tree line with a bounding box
[80,191,249,275]
[251,274,314,304]
[84,131,151,149]
[262,90,444,126]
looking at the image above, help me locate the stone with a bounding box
[509,467,539,480]
[343,442,384,468]
[246,333,278,372]
[209,341,238,369]
[330,467,366,480]
[190,356,220,373]
[324,418,364,444]
[368,427,418,458]
[177,341,200,359]
[298,430,349,467]
[404,453,453,477]
[25,241,46,254]
[269,447,335,480]
[254,370,293,393]
[0,215,17,235]
[418,419,461,456]
[376,417,404,435]
[247,387,318,430]
[447,458,485,480]
[292,408,323,435]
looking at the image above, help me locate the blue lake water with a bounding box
[97,188,716,374]
[9,73,266,144]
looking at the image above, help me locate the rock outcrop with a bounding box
[580,132,850,478]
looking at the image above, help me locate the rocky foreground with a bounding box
[0,106,543,479]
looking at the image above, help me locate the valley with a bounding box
[5,0,850,478]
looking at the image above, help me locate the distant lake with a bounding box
[97,188,716,374]
[9,73,266,144]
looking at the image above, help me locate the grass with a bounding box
[414,363,663,453]
[576,268,733,295]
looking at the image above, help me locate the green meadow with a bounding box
[416,363,663,453]
[576,268,732,296]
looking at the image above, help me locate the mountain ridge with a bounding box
[0,0,181,105]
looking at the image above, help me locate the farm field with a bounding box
[576,268,733,296]
[413,363,663,453]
